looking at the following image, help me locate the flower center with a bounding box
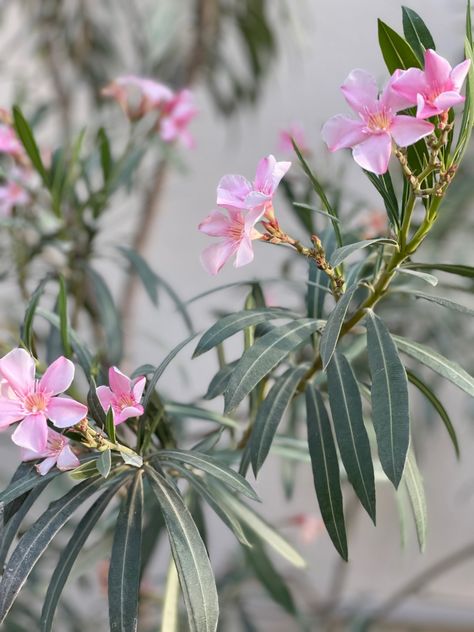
[426,81,446,104]
[116,393,136,410]
[365,106,393,133]
[24,391,48,414]
[226,216,245,241]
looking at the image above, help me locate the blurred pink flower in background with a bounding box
[0,124,23,158]
[288,513,324,544]
[159,89,198,148]
[355,208,389,238]
[0,179,30,216]
[392,49,470,119]
[97,366,146,425]
[21,427,79,475]
[278,123,309,155]
[322,69,434,174]
[0,349,87,452]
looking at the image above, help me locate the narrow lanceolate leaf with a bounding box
[193,308,298,357]
[402,7,436,62]
[250,366,307,476]
[366,311,410,488]
[203,362,237,400]
[57,276,71,357]
[378,19,421,74]
[364,171,400,229]
[305,385,347,560]
[326,353,376,522]
[164,403,239,429]
[86,266,123,365]
[156,450,258,500]
[394,334,474,397]
[397,268,438,286]
[41,475,129,632]
[404,262,474,279]
[396,289,474,318]
[320,284,358,370]
[0,476,102,624]
[96,449,112,478]
[329,239,396,269]
[403,446,428,552]
[119,246,159,305]
[12,106,48,186]
[224,318,324,414]
[146,467,219,632]
[407,370,459,459]
[21,276,50,352]
[109,472,144,632]
[161,559,180,632]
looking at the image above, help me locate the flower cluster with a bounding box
[198,155,291,274]
[97,366,146,425]
[102,75,197,148]
[322,49,470,174]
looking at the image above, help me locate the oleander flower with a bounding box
[198,206,264,275]
[0,349,88,452]
[321,69,434,174]
[0,124,22,157]
[0,180,30,216]
[102,75,174,120]
[391,49,471,118]
[278,123,309,155]
[97,367,146,425]
[216,155,291,219]
[21,428,79,475]
[159,89,198,148]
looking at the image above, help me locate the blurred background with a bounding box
[1,0,474,630]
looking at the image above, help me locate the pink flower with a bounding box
[321,69,435,174]
[21,428,80,475]
[278,123,309,155]
[96,367,146,426]
[391,50,471,119]
[102,75,174,119]
[288,513,324,545]
[198,207,264,275]
[0,349,88,452]
[159,89,198,148]
[216,155,291,219]
[0,180,30,216]
[0,125,22,157]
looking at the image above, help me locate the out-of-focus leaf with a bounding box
[12,106,48,187]
[224,319,324,413]
[396,289,474,317]
[402,7,436,62]
[327,352,376,522]
[97,127,113,184]
[164,402,238,429]
[403,445,427,552]
[161,559,180,632]
[366,311,409,488]
[330,239,396,269]
[57,276,71,357]
[86,266,123,365]
[320,284,358,370]
[292,202,341,223]
[119,246,159,305]
[364,171,400,229]
[21,276,50,353]
[405,262,474,279]
[203,362,238,400]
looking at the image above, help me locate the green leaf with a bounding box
[396,289,474,318]
[164,403,239,429]
[41,474,128,632]
[109,472,144,632]
[161,559,180,632]
[404,262,474,278]
[402,7,436,62]
[97,127,113,184]
[105,408,116,443]
[69,460,101,481]
[87,380,106,426]
[224,318,324,414]
[320,284,359,370]
[193,308,298,358]
[397,268,438,286]
[407,370,459,459]
[0,476,102,624]
[156,450,258,500]
[305,385,348,560]
[86,266,123,365]
[378,19,421,74]
[119,246,159,305]
[329,239,397,268]
[12,106,48,187]
[250,366,307,476]
[96,449,112,478]
[203,362,237,400]
[118,448,143,468]
[364,171,400,230]
[21,276,50,352]
[393,334,474,397]
[327,352,376,522]
[146,467,219,632]
[366,311,409,488]
[403,445,427,552]
[452,37,474,164]
[57,276,71,357]
[292,202,341,223]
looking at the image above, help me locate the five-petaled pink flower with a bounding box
[216,155,291,220]
[198,207,264,275]
[392,49,471,119]
[21,428,80,476]
[97,367,146,426]
[0,349,88,452]
[159,89,198,149]
[321,69,434,174]
[102,75,173,119]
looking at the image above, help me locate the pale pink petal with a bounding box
[200,240,237,275]
[198,210,231,237]
[352,133,392,175]
[341,69,378,112]
[132,377,146,402]
[381,71,417,111]
[178,129,195,149]
[12,414,48,451]
[96,385,114,412]
[39,356,74,395]
[390,115,434,146]
[0,348,35,397]
[115,405,143,425]
[22,445,49,461]
[47,397,88,428]
[216,175,253,208]
[391,68,427,102]
[56,444,80,471]
[416,93,438,118]
[37,457,58,475]
[321,115,366,151]
[244,191,270,210]
[109,367,131,396]
[0,398,25,428]
[234,237,254,268]
[244,206,266,231]
[433,91,466,112]
[424,49,452,85]
[160,117,179,143]
[451,59,471,91]
[253,155,291,195]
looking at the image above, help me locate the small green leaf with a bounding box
[366,311,410,488]
[12,106,48,187]
[21,276,50,353]
[404,262,474,279]
[105,408,116,443]
[96,449,112,478]
[327,352,376,522]
[224,318,324,413]
[119,246,159,305]
[69,461,100,481]
[364,171,400,230]
[109,472,144,632]
[305,385,348,560]
[57,276,71,357]
[396,289,474,318]
[378,19,421,74]
[292,202,341,223]
[86,267,123,365]
[203,362,237,400]
[118,448,143,468]
[329,239,397,268]
[165,403,239,429]
[97,127,113,183]
[403,445,428,552]
[320,284,359,370]
[397,268,438,286]
[402,7,436,62]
